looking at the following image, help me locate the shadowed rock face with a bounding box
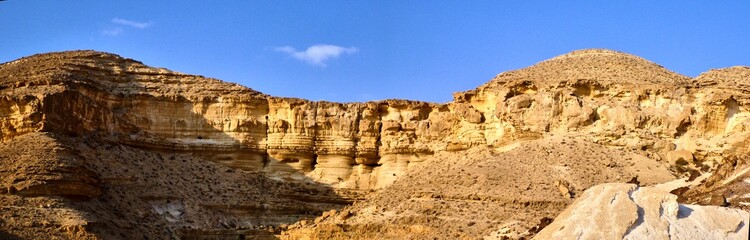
[0,133,100,199]
[0,51,455,191]
[1,49,750,239]
[0,132,355,239]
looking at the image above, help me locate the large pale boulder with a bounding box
[534,183,749,240]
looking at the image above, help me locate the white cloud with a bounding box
[101,27,124,36]
[276,44,358,67]
[112,18,153,29]
[101,18,153,37]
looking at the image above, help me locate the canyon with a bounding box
[1,49,749,239]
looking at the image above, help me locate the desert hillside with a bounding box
[1,49,749,239]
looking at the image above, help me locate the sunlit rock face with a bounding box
[3,49,750,192]
[4,49,750,239]
[455,50,750,175]
[533,183,749,240]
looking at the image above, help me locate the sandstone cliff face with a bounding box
[6,50,749,192]
[0,51,456,191]
[457,49,750,169]
[2,49,750,239]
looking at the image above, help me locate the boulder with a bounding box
[534,183,749,240]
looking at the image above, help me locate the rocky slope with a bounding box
[282,49,750,239]
[282,137,675,239]
[0,49,749,239]
[0,132,355,239]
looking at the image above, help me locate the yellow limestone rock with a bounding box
[4,49,750,239]
[3,49,750,193]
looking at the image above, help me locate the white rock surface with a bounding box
[534,183,749,240]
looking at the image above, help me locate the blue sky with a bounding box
[1,1,749,102]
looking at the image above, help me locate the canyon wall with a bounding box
[2,50,750,192]
[2,49,750,239]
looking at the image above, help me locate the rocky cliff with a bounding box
[0,51,457,191]
[1,49,749,239]
[4,50,750,190]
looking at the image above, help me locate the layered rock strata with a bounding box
[3,50,750,192]
[0,51,456,190]
[282,136,677,239]
[1,49,750,238]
